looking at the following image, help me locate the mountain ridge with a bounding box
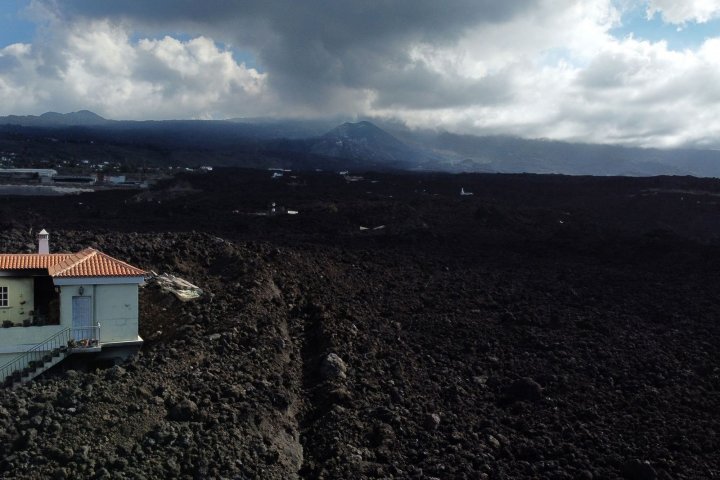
[2,111,720,177]
[0,110,109,127]
[309,121,428,168]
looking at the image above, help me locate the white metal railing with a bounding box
[1,324,101,387]
[69,325,101,348]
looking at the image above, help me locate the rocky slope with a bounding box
[310,121,429,168]
[0,170,719,479]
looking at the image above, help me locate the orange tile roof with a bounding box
[50,248,146,278]
[0,248,145,278]
[0,253,72,270]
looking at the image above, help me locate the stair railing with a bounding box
[1,324,103,387]
[0,328,72,386]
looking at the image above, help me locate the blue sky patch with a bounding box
[0,0,34,47]
[611,4,720,50]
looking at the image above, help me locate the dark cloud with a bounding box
[45,1,535,42]
[35,0,537,110]
[6,1,718,148]
[0,54,21,72]
[369,65,515,109]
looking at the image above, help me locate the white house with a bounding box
[0,230,145,387]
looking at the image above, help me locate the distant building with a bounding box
[104,175,127,185]
[53,175,96,185]
[0,168,58,180]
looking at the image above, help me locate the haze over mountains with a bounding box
[2,111,720,177]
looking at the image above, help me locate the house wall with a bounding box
[0,280,140,381]
[0,278,62,371]
[58,283,139,344]
[94,284,139,343]
[0,281,139,351]
[0,324,66,382]
[0,277,34,325]
[0,353,17,368]
[0,324,65,353]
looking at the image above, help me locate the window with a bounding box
[0,287,7,307]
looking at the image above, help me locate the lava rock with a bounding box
[105,366,126,380]
[487,435,502,449]
[321,353,347,381]
[168,399,199,421]
[507,377,543,402]
[622,459,657,480]
[424,413,441,431]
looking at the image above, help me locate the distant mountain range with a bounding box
[403,131,720,177]
[0,110,110,127]
[2,111,720,177]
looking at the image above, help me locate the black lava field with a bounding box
[1,169,719,479]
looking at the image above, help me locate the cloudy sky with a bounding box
[1,0,720,148]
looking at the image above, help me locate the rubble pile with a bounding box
[146,273,204,302]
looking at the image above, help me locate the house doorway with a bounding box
[72,296,93,341]
[33,276,59,325]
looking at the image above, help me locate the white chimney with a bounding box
[38,229,49,254]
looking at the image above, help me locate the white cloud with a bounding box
[646,0,720,24]
[0,19,268,119]
[2,1,720,148]
[381,0,720,149]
